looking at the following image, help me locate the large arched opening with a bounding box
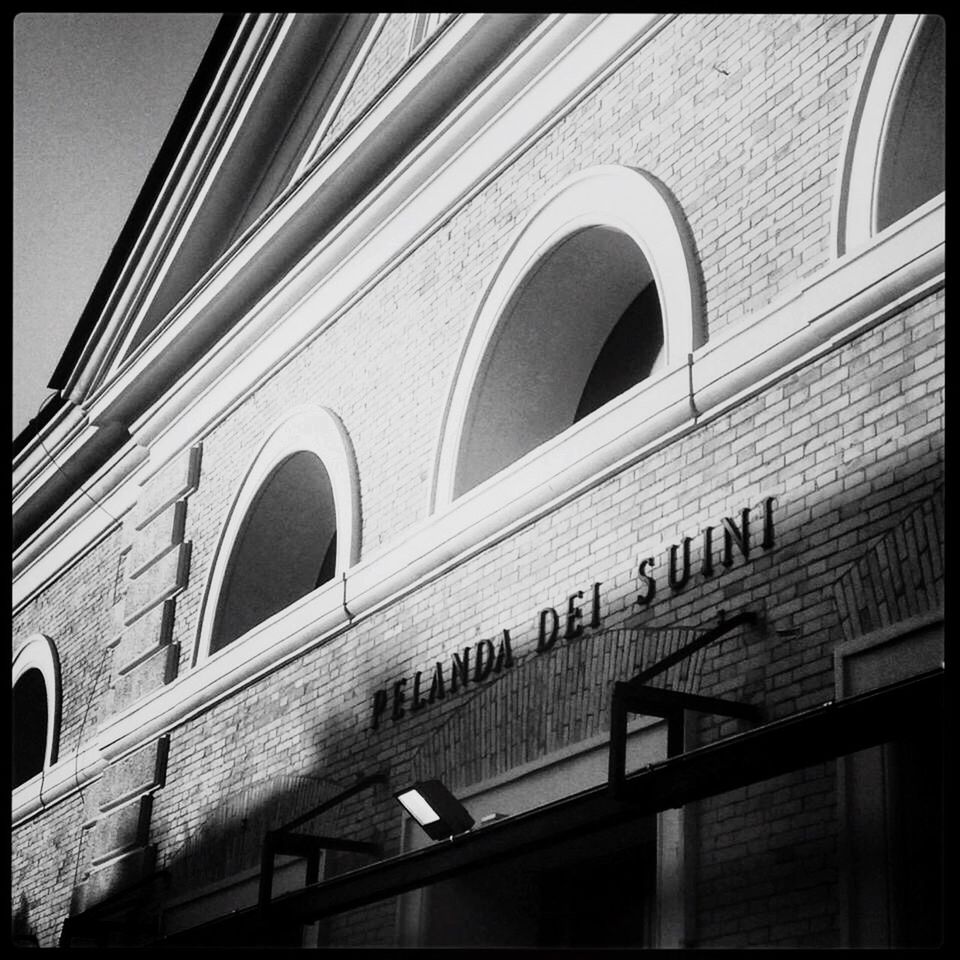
[455,226,665,496]
[196,406,361,661]
[433,166,701,508]
[210,451,339,654]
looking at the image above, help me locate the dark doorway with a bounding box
[886,727,943,947]
[423,814,656,947]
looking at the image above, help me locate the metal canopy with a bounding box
[160,667,942,944]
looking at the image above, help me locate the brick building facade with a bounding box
[12,13,943,948]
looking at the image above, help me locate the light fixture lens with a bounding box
[396,789,441,826]
[394,780,475,841]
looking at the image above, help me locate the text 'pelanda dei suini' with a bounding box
[370,495,775,730]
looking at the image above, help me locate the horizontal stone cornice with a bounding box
[12,741,107,829]
[12,440,147,612]
[13,403,91,508]
[61,14,284,405]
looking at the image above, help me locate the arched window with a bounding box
[433,166,701,506]
[197,407,361,660]
[211,451,338,653]
[836,15,945,254]
[874,17,944,232]
[12,635,61,789]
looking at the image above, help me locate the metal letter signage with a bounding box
[370,497,775,730]
[636,497,776,608]
[371,631,515,730]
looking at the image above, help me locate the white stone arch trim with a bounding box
[431,165,702,510]
[834,14,938,256]
[12,633,62,774]
[194,405,361,664]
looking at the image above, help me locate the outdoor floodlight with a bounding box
[395,779,475,840]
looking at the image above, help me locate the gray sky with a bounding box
[12,12,221,439]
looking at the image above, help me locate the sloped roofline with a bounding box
[12,14,243,458]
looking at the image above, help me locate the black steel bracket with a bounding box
[609,611,761,800]
[258,773,386,914]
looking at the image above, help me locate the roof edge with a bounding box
[46,14,245,397]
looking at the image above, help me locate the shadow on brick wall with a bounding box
[12,892,40,947]
[64,450,943,946]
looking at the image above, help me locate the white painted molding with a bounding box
[13,403,92,510]
[62,15,285,404]
[432,165,702,511]
[11,778,44,826]
[288,13,390,184]
[192,405,361,666]
[12,740,106,829]
[14,202,943,820]
[407,13,453,56]
[83,13,535,428]
[694,195,944,414]
[13,441,145,614]
[110,16,297,376]
[834,14,935,256]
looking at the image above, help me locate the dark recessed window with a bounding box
[211,451,338,653]
[876,17,945,232]
[574,281,664,423]
[13,668,48,788]
[454,226,665,497]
